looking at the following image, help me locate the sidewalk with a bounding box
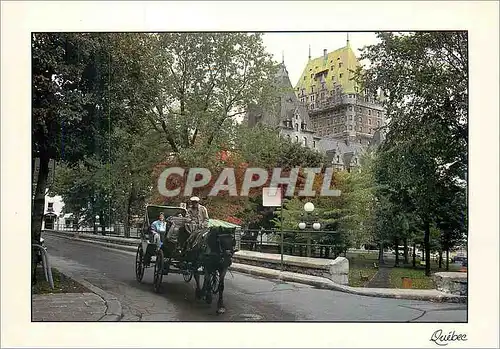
[32,266,122,322]
[365,265,392,288]
[32,293,107,321]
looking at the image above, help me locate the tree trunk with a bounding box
[446,249,450,271]
[99,212,105,235]
[412,243,416,268]
[378,242,385,265]
[424,221,431,276]
[403,238,409,264]
[394,238,400,267]
[124,186,134,238]
[31,152,50,284]
[438,250,443,269]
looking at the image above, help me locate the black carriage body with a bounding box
[136,204,239,291]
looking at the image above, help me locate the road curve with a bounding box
[44,234,467,322]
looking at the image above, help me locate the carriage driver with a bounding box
[150,212,167,249]
[187,196,209,229]
[184,196,209,251]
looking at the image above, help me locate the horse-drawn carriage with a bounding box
[134,204,240,314]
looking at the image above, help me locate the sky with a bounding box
[261,32,381,86]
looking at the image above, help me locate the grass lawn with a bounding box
[349,264,378,287]
[32,267,90,294]
[388,263,463,290]
[347,253,380,287]
[388,267,435,289]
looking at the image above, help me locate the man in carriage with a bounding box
[184,196,210,252]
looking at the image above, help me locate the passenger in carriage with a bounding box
[150,212,167,249]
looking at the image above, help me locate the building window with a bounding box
[330,66,334,71]
[369,110,372,115]
[295,123,299,131]
[303,76,306,81]
[313,141,316,148]
[349,106,353,111]
[287,134,291,140]
[311,95,315,101]
[377,120,380,126]
[303,137,307,146]
[369,119,372,125]
[48,202,54,209]
[295,136,299,142]
[377,111,380,117]
[339,73,343,79]
[310,74,313,79]
[349,125,353,130]
[339,62,343,68]
[349,115,353,120]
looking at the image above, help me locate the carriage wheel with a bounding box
[211,270,220,294]
[153,249,164,293]
[135,245,145,283]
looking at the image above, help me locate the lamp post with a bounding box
[299,202,321,257]
[95,215,100,235]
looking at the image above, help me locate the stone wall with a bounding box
[433,272,468,296]
[232,250,349,285]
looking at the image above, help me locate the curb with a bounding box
[229,263,467,304]
[77,278,123,321]
[45,231,467,304]
[46,231,138,253]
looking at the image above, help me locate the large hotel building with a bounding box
[247,37,387,170]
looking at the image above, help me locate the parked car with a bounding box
[452,255,467,264]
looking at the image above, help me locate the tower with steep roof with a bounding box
[294,40,386,150]
[245,61,320,150]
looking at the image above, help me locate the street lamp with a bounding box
[95,215,100,234]
[304,202,315,213]
[298,202,321,257]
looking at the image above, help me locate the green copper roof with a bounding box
[294,44,361,95]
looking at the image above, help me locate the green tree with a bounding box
[132,33,279,160]
[357,32,468,275]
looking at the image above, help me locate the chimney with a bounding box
[323,49,327,59]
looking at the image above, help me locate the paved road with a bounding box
[44,234,467,322]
